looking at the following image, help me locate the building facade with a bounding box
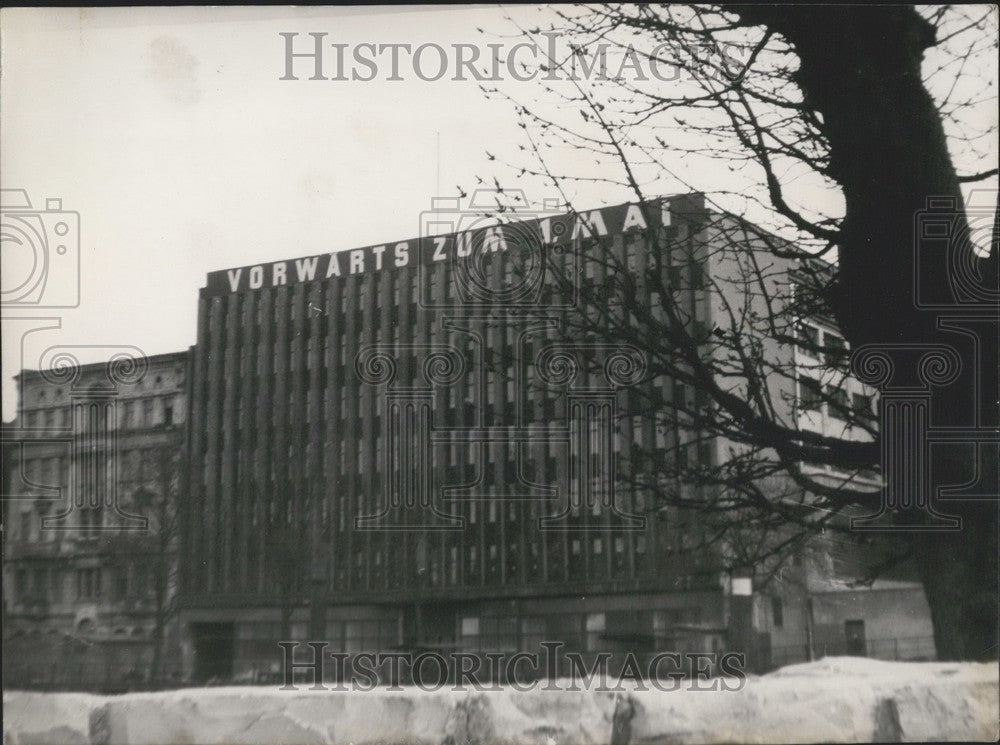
[2,351,188,690]
[178,192,934,682]
[755,304,936,666]
[180,194,793,682]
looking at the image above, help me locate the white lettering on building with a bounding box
[249,265,264,289]
[573,210,609,240]
[483,226,508,253]
[295,256,319,282]
[432,236,448,262]
[622,204,648,232]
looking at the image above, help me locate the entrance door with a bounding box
[420,603,458,649]
[191,622,235,683]
[844,620,867,657]
[402,603,458,686]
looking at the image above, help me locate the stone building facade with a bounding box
[2,350,188,691]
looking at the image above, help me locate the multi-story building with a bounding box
[755,295,936,666]
[178,192,934,682]
[180,193,785,681]
[2,350,188,690]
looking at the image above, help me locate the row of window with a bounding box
[798,378,874,419]
[796,323,848,363]
[15,495,163,541]
[18,395,180,430]
[191,508,682,593]
[25,371,178,406]
[16,449,173,504]
[457,608,707,652]
[11,564,154,603]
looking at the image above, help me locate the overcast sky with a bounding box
[0,6,546,420]
[2,6,995,421]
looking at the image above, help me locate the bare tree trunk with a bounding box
[735,5,998,661]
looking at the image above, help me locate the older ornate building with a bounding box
[2,350,188,690]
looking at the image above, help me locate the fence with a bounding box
[769,636,936,669]
[3,635,183,694]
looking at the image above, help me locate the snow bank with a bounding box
[2,690,102,745]
[449,688,618,744]
[88,686,464,745]
[626,658,998,743]
[4,658,997,745]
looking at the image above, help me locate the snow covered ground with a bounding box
[4,657,997,744]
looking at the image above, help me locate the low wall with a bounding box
[4,658,997,744]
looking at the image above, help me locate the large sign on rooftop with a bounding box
[202,195,703,297]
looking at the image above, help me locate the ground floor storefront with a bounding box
[178,589,733,686]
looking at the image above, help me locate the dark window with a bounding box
[697,440,714,465]
[827,386,850,417]
[675,443,688,469]
[15,569,28,598]
[673,381,688,409]
[77,568,101,599]
[824,332,848,364]
[690,262,704,290]
[33,568,46,598]
[796,323,820,355]
[771,596,784,628]
[799,378,823,412]
[115,568,128,599]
